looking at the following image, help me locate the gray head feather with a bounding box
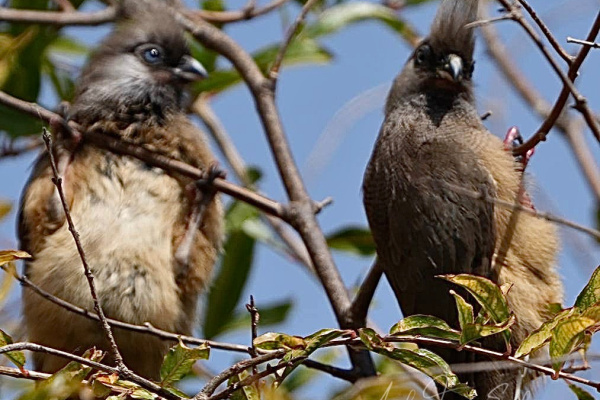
[429,0,479,61]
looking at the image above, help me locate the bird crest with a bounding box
[429,0,479,61]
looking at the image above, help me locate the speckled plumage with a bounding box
[19,1,222,380]
[362,0,562,398]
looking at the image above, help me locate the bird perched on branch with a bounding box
[19,0,223,379]
[362,0,562,397]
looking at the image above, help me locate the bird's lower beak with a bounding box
[174,55,208,82]
[440,54,463,82]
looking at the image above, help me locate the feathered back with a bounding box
[429,0,478,61]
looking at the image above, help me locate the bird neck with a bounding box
[69,76,186,129]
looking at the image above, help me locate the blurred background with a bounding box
[1,0,599,398]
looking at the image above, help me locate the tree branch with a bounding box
[0,6,116,26]
[174,5,376,376]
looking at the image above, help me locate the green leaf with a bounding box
[515,308,576,358]
[0,329,25,369]
[159,341,210,386]
[575,266,600,310]
[326,226,375,256]
[569,384,596,400]
[304,2,410,38]
[441,274,511,324]
[550,316,596,372]
[219,299,293,335]
[358,328,476,399]
[253,332,306,351]
[390,315,460,341]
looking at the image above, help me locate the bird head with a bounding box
[72,0,207,125]
[387,0,478,110]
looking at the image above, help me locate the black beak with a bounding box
[174,55,208,82]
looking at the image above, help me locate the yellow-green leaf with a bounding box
[0,250,31,266]
[442,275,511,324]
[253,332,306,351]
[159,341,209,386]
[515,308,576,358]
[0,329,25,369]
[576,266,600,310]
[451,290,474,331]
[550,316,596,372]
[390,315,460,341]
[569,384,596,400]
[230,369,260,400]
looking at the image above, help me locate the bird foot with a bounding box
[503,126,534,172]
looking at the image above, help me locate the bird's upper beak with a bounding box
[174,55,208,82]
[439,54,463,82]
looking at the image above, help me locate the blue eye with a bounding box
[143,47,162,64]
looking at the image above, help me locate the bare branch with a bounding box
[192,0,290,24]
[174,4,375,376]
[268,0,320,81]
[42,129,127,373]
[567,36,600,49]
[480,7,600,200]
[3,260,249,354]
[349,261,383,328]
[515,0,574,64]
[0,343,181,400]
[0,6,116,26]
[510,9,600,151]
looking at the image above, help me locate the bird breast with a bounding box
[28,147,185,329]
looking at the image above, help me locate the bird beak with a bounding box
[439,54,463,82]
[174,55,208,82]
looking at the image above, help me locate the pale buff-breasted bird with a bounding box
[362,0,563,397]
[19,1,223,379]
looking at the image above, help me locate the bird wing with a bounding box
[18,154,67,260]
[363,125,496,317]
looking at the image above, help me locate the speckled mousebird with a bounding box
[19,0,223,379]
[362,0,562,397]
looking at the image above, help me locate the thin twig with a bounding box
[195,351,286,398]
[301,359,359,383]
[0,6,116,26]
[512,10,600,152]
[246,295,260,373]
[0,365,48,381]
[192,96,314,269]
[42,129,126,371]
[268,0,320,81]
[567,37,600,49]
[2,263,249,353]
[0,90,286,219]
[479,6,600,200]
[191,0,289,24]
[516,0,574,64]
[0,343,181,400]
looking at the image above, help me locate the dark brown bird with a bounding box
[19,1,223,380]
[362,0,562,397]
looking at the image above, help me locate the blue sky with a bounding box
[1,0,600,398]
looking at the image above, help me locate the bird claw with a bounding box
[503,126,534,172]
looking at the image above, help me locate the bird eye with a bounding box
[142,47,163,64]
[415,45,432,66]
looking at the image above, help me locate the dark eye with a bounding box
[415,45,432,66]
[142,47,162,64]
